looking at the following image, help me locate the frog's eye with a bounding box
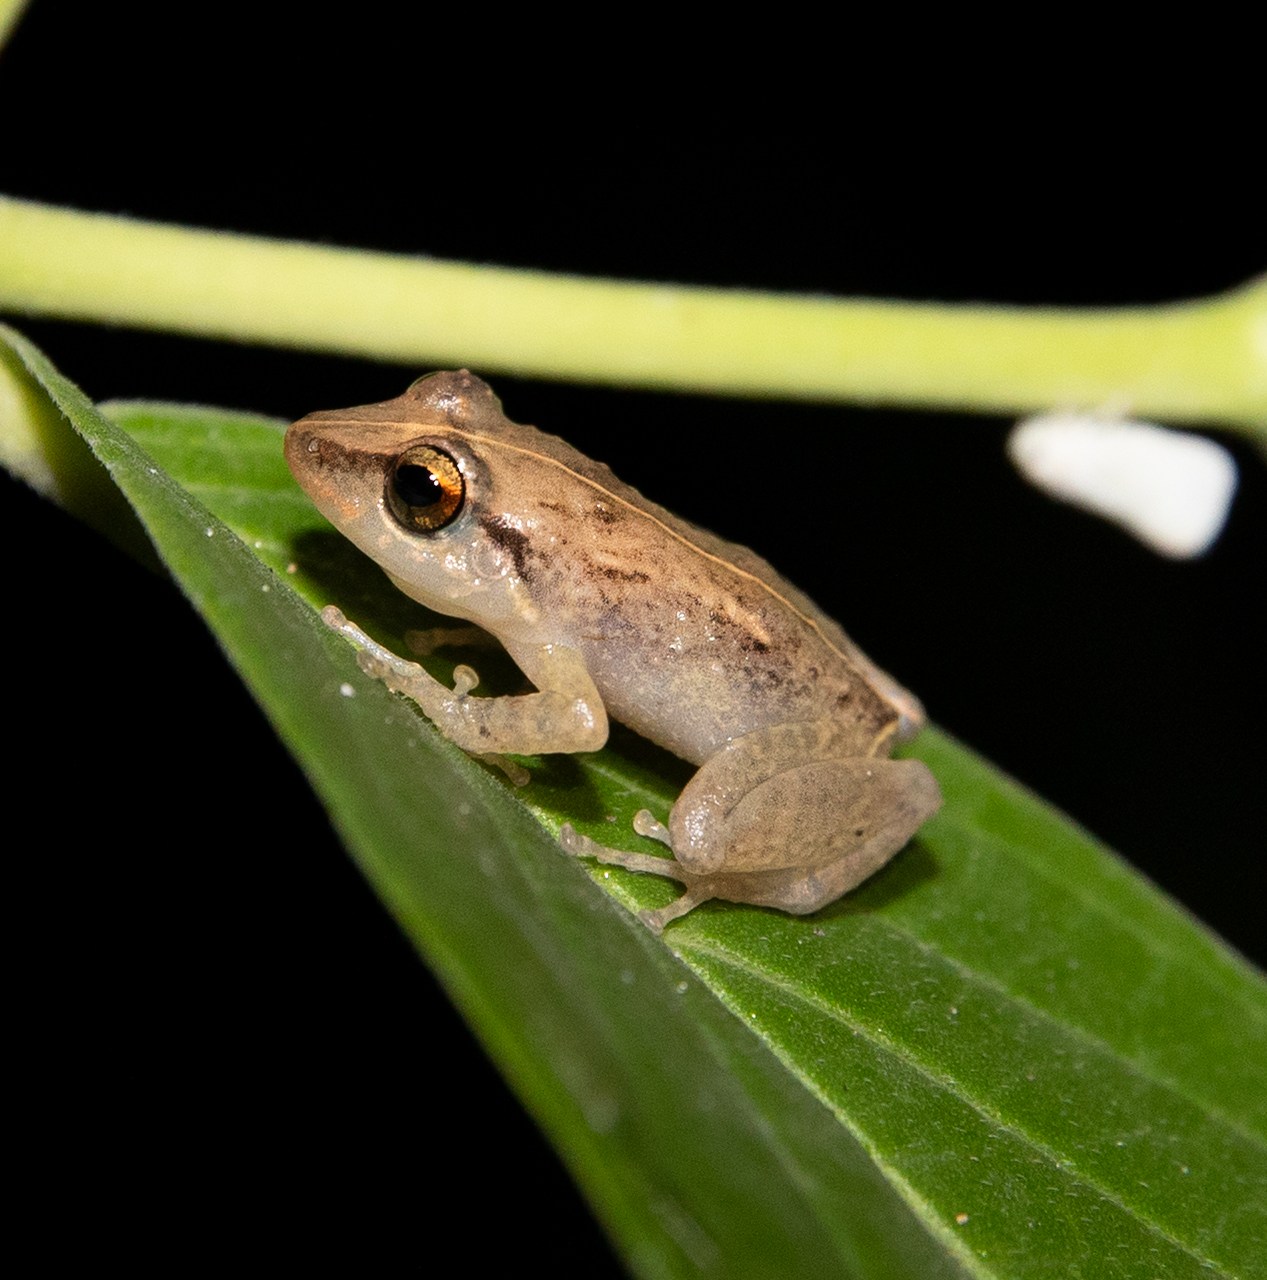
[386,445,465,532]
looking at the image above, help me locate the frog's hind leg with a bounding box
[639,887,714,933]
[645,719,941,917]
[558,824,715,932]
[560,718,941,930]
[559,824,687,878]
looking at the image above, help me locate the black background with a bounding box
[4,6,1263,1272]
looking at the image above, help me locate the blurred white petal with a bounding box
[1007,412,1238,559]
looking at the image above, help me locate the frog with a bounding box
[285,371,942,932]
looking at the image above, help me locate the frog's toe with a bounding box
[356,651,391,680]
[559,823,587,857]
[451,664,479,697]
[474,752,530,786]
[639,888,711,932]
[632,809,672,847]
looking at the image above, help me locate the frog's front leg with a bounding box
[562,719,941,932]
[323,607,608,756]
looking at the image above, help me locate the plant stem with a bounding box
[0,0,29,49]
[2,196,1264,431]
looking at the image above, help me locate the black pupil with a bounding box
[394,463,443,509]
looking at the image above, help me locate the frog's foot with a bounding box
[559,823,684,878]
[559,822,713,933]
[323,606,481,698]
[323,606,421,677]
[638,889,712,933]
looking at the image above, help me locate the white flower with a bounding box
[1007,411,1238,559]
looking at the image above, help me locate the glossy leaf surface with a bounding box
[3,325,1264,1279]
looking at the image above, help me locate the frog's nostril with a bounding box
[284,421,326,481]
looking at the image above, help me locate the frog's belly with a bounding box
[579,624,893,766]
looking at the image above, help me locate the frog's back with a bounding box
[472,418,915,762]
[396,372,920,763]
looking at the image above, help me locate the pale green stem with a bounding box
[0,0,29,49]
[2,196,1264,432]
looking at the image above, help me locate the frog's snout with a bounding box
[283,418,312,474]
[284,414,368,484]
[284,415,372,522]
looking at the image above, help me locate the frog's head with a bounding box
[285,372,537,633]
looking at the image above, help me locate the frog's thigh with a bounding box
[668,723,940,889]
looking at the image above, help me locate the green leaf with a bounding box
[3,323,1265,1279]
